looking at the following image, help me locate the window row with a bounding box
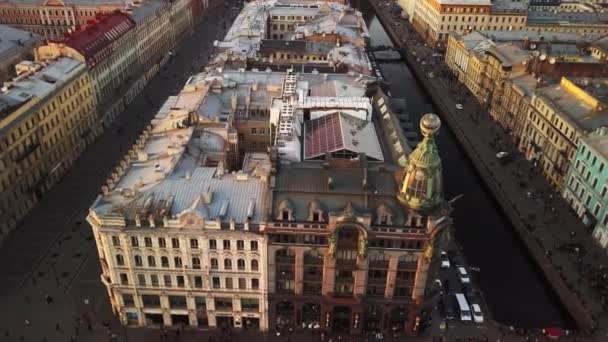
[123,294,259,312]
[112,235,259,251]
[115,254,260,271]
[211,276,259,290]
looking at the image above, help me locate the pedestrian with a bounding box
[24,320,31,326]
[45,294,53,304]
[87,321,92,332]
[56,323,61,331]
[74,326,79,336]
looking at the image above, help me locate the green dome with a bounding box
[398,113,444,211]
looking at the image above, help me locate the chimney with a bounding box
[327,176,334,190]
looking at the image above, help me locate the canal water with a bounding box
[353,0,572,329]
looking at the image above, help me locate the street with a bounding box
[0,1,241,341]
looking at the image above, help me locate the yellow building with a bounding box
[403,0,527,48]
[520,77,608,189]
[0,57,100,239]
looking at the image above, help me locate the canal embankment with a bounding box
[366,0,597,334]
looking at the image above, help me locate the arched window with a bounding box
[147,256,156,267]
[210,258,219,269]
[407,170,427,198]
[161,256,169,267]
[192,257,201,269]
[237,259,246,270]
[224,258,232,270]
[134,255,143,267]
[174,257,183,268]
[251,259,259,271]
[116,254,124,266]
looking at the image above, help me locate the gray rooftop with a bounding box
[535,78,608,132]
[129,0,168,23]
[0,25,41,60]
[3,0,126,5]
[527,10,608,25]
[0,58,84,135]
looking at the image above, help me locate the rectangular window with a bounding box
[194,276,203,288]
[130,236,139,247]
[112,235,120,246]
[215,298,233,310]
[251,128,257,135]
[237,240,244,250]
[171,238,180,248]
[151,274,159,287]
[223,240,231,250]
[190,239,199,248]
[594,203,602,216]
[142,295,161,308]
[225,277,233,289]
[212,277,220,289]
[250,241,258,251]
[241,298,259,312]
[195,296,206,309]
[168,295,187,308]
[122,294,135,307]
[144,237,152,247]
[238,278,246,289]
[120,273,128,285]
[164,275,172,287]
[251,278,259,289]
[137,274,146,286]
[158,238,166,248]
[177,275,185,288]
[209,239,217,250]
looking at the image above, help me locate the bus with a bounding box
[454,293,472,322]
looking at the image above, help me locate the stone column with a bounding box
[411,257,429,302]
[354,257,368,296]
[294,249,304,295]
[322,253,336,296]
[385,256,399,299]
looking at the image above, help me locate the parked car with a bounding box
[440,251,450,268]
[456,103,464,110]
[471,304,484,323]
[457,267,470,284]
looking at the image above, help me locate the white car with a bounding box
[471,304,484,323]
[455,103,464,110]
[428,72,435,78]
[457,267,470,284]
[440,251,450,268]
[496,151,509,159]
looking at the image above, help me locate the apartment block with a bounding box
[0,57,100,239]
[36,11,140,127]
[563,128,608,248]
[520,77,608,189]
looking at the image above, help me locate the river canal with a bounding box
[353,0,572,329]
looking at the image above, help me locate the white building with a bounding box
[87,79,271,330]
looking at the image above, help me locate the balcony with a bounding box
[13,142,40,162]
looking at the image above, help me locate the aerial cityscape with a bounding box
[0,0,607,341]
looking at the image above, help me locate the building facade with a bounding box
[0,0,126,39]
[266,113,450,335]
[563,128,608,248]
[0,25,42,83]
[0,57,100,240]
[520,77,608,189]
[87,81,269,330]
[36,11,140,126]
[402,0,527,48]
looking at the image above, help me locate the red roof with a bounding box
[60,11,135,64]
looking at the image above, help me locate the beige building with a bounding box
[213,1,372,75]
[0,0,126,39]
[401,0,527,48]
[36,11,140,127]
[0,57,100,239]
[87,76,269,330]
[520,77,608,189]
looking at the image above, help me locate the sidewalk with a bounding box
[368,0,608,339]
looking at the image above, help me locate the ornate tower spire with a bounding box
[398,113,444,211]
